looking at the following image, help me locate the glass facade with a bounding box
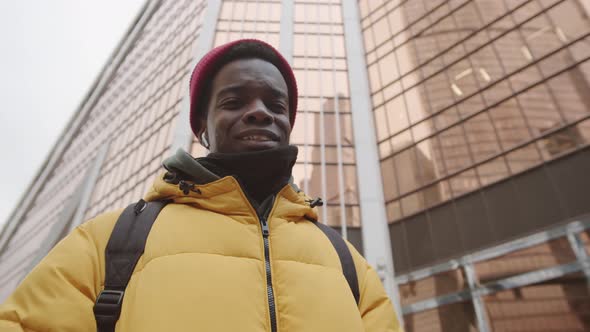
[86,0,206,219]
[358,0,590,329]
[2,1,590,330]
[0,0,207,299]
[290,0,360,228]
[359,0,590,223]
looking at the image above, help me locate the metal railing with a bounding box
[396,216,590,332]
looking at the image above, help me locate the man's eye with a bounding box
[221,99,241,109]
[271,103,287,113]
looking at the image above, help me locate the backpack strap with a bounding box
[93,199,169,332]
[311,220,360,305]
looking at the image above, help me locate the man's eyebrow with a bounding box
[216,82,288,99]
[216,85,243,97]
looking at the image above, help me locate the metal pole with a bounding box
[341,0,403,326]
[279,0,294,65]
[463,262,491,332]
[567,229,590,289]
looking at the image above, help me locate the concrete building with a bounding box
[1,0,590,330]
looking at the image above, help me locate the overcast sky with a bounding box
[0,1,145,230]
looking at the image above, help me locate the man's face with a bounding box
[204,58,291,153]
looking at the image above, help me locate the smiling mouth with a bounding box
[239,133,278,142]
[241,135,273,141]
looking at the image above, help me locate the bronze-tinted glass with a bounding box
[404,300,477,332]
[360,0,590,223]
[399,269,467,306]
[289,0,360,228]
[485,274,590,331]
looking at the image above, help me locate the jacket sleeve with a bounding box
[350,244,404,332]
[0,211,119,332]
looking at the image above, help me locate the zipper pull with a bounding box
[178,180,201,195]
[261,218,270,237]
[309,197,324,208]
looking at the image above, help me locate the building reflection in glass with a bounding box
[361,0,590,330]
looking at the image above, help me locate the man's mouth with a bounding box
[240,135,274,142]
[237,130,279,142]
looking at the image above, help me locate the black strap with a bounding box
[94,199,168,332]
[312,221,360,305]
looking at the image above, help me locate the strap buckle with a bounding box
[93,289,125,318]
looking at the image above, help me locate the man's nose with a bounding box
[243,99,273,125]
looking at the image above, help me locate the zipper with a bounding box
[233,177,279,332]
[260,216,277,332]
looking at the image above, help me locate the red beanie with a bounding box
[189,39,298,138]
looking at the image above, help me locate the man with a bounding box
[0,39,401,331]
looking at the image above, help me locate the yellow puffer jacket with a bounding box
[0,173,402,331]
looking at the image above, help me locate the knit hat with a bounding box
[189,39,298,138]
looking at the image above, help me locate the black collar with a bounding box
[198,145,298,205]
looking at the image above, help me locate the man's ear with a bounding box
[197,125,209,149]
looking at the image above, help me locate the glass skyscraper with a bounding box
[1,0,590,330]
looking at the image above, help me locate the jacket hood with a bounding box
[144,149,317,221]
[161,148,220,185]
